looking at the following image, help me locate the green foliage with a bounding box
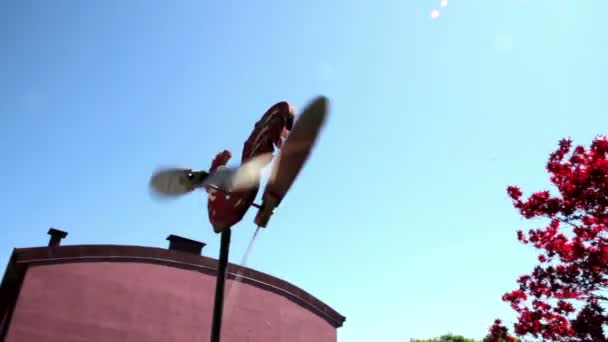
[410,333,477,342]
[481,335,520,342]
[410,333,520,342]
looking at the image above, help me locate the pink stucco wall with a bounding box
[5,262,336,342]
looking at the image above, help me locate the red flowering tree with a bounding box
[484,319,518,341]
[489,136,608,341]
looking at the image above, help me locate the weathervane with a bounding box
[149,96,329,342]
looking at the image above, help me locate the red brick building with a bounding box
[0,229,345,342]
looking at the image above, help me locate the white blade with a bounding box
[149,167,193,197]
[200,168,237,191]
[200,153,273,192]
[231,153,273,191]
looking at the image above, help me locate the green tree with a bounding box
[409,333,520,342]
[410,333,477,342]
[481,334,520,342]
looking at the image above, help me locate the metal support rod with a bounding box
[210,227,232,342]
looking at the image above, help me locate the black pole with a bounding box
[210,227,232,342]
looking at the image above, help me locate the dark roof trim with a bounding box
[0,250,22,341]
[4,245,345,328]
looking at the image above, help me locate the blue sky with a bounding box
[1,0,607,340]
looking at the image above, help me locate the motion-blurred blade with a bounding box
[231,153,273,191]
[149,167,193,197]
[268,96,328,190]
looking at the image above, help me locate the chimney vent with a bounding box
[48,228,68,246]
[166,235,206,255]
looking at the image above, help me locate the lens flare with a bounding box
[431,9,440,19]
[440,0,448,7]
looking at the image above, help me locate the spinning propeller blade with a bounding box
[149,153,273,199]
[230,153,273,191]
[149,167,194,198]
